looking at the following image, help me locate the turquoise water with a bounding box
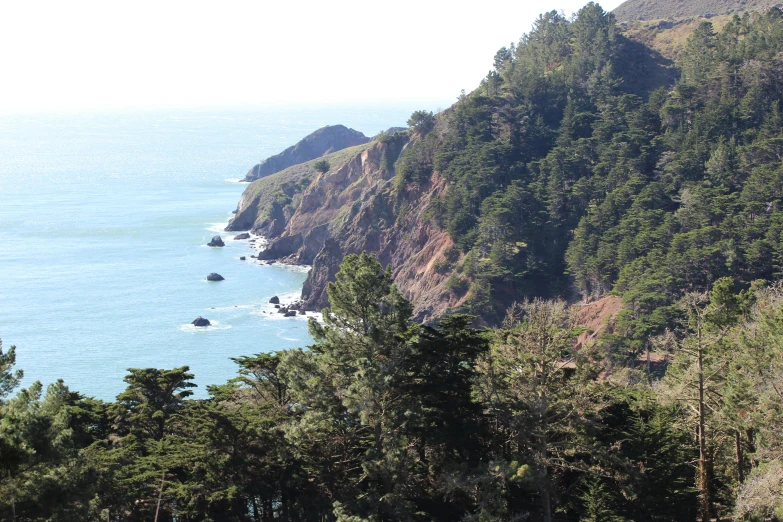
[0,105,419,400]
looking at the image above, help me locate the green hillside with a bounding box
[407,6,783,335]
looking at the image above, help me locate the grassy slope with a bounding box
[619,14,734,59]
[613,0,779,21]
[613,0,782,59]
[241,142,374,228]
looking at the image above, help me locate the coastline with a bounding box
[1,107,412,401]
[237,230,312,273]
[226,227,317,318]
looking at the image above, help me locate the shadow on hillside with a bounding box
[615,34,679,98]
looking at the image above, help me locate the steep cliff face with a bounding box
[227,144,372,234]
[228,136,467,322]
[243,125,370,182]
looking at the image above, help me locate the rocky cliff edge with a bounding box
[227,134,467,322]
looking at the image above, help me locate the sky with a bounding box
[0,0,625,114]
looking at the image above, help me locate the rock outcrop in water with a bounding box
[207,235,225,247]
[192,316,211,327]
[243,125,370,182]
[206,273,224,281]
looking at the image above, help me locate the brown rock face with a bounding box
[235,137,467,322]
[573,296,624,349]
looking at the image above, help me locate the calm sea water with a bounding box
[0,105,423,400]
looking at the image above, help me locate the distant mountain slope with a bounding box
[243,124,369,182]
[613,0,780,21]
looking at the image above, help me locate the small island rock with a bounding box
[207,235,225,247]
[239,256,246,261]
[234,233,250,240]
[285,310,297,317]
[206,273,224,281]
[269,295,280,304]
[192,316,211,327]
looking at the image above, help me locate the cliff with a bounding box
[227,144,371,234]
[227,131,467,322]
[243,124,370,182]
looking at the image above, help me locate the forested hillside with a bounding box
[406,4,783,337]
[238,4,783,336]
[4,3,783,521]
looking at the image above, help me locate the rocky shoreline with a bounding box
[231,229,315,316]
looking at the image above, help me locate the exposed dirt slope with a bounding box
[574,296,624,349]
[227,138,467,322]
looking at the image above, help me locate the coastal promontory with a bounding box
[243,124,370,182]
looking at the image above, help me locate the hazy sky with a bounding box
[0,0,625,114]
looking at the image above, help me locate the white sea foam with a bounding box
[279,290,303,303]
[224,177,243,183]
[259,311,319,322]
[210,304,254,311]
[264,262,311,273]
[206,222,230,233]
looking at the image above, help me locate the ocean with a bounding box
[0,104,427,400]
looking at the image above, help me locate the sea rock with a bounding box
[298,309,306,315]
[269,295,280,304]
[206,273,224,281]
[207,235,225,247]
[192,316,210,327]
[234,233,250,240]
[274,304,280,309]
[285,310,297,317]
[239,256,246,261]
